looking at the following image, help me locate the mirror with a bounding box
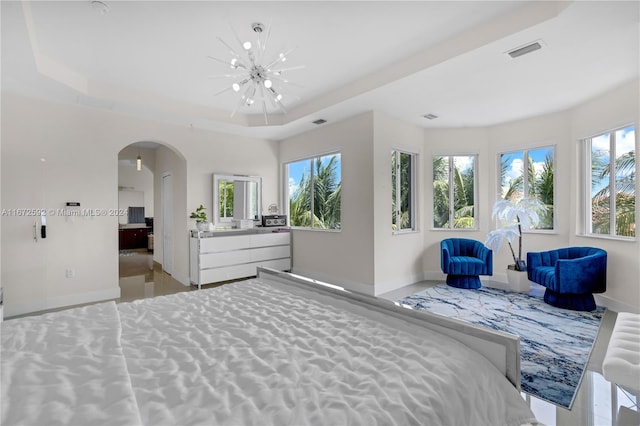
[213,174,262,226]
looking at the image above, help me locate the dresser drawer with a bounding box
[249,245,291,263]
[199,235,251,253]
[250,232,290,248]
[200,250,250,269]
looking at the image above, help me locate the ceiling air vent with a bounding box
[312,119,327,125]
[423,113,438,120]
[507,41,543,58]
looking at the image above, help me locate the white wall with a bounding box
[423,127,492,281]
[2,80,637,315]
[280,112,376,294]
[485,110,573,282]
[372,112,425,294]
[280,111,426,296]
[569,80,639,312]
[1,92,279,316]
[1,93,120,316]
[424,79,639,313]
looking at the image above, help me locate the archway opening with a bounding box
[117,141,187,302]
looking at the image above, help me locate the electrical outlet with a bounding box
[65,269,75,278]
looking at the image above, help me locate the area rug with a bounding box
[397,284,605,409]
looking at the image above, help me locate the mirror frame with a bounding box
[213,174,262,225]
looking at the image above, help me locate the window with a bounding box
[218,180,234,220]
[433,155,477,229]
[499,147,554,230]
[583,125,635,238]
[286,153,341,230]
[391,150,416,231]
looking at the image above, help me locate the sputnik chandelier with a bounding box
[209,22,303,124]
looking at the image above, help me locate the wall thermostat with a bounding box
[262,215,287,227]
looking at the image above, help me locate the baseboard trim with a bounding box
[4,286,121,318]
[374,272,426,296]
[595,294,639,314]
[171,270,190,287]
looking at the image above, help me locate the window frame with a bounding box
[391,148,418,234]
[581,124,636,240]
[497,145,556,232]
[284,151,342,231]
[432,154,478,231]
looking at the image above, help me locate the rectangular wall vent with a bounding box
[507,41,542,58]
[312,119,327,125]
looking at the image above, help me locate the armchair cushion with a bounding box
[527,247,607,311]
[441,238,492,289]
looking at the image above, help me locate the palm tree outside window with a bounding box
[433,155,477,229]
[499,147,554,230]
[392,150,416,232]
[286,153,341,230]
[583,125,635,238]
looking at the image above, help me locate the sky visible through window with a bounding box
[591,125,635,196]
[503,147,553,183]
[288,156,342,199]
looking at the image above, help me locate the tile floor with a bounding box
[119,250,638,426]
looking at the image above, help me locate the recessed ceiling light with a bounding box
[312,119,327,125]
[423,113,438,120]
[506,40,543,58]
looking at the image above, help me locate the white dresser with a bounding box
[189,229,291,288]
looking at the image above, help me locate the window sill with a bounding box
[290,227,341,233]
[430,228,479,232]
[577,233,636,243]
[392,229,418,236]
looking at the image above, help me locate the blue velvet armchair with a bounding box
[441,238,493,289]
[527,247,607,311]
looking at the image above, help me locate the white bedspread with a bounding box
[2,278,537,425]
[117,278,536,426]
[1,302,142,426]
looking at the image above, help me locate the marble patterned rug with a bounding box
[397,284,605,409]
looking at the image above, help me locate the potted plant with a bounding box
[190,204,208,231]
[484,197,546,272]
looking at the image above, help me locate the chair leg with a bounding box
[446,274,481,289]
[543,289,597,311]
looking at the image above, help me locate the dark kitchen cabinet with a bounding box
[119,227,149,250]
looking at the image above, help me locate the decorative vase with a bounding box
[506,269,531,293]
[196,221,208,231]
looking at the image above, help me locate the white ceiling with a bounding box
[2,1,639,140]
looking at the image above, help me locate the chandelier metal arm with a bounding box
[270,65,306,75]
[216,37,240,59]
[258,85,269,125]
[230,84,253,118]
[212,22,301,124]
[257,21,272,63]
[264,47,297,70]
[266,89,287,114]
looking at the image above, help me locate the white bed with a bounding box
[2,268,538,426]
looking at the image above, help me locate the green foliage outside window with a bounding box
[433,155,476,229]
[500,147,554,230]
[588,126,635,237]
[288,154,341,230]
